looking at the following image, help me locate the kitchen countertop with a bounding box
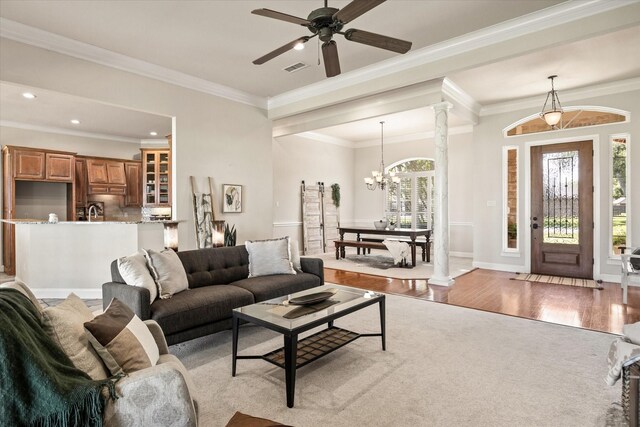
[1,219,184,225]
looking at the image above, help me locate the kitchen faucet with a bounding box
[88,205,98,222]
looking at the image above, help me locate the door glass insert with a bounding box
[543,150,579,244]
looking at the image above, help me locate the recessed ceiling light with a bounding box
[149,131,158,136]
[293,42,305,51]
[70,119,80,125]
[22,92,36,99]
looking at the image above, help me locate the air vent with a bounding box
[283,62,308,73]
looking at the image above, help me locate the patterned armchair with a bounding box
[621,247,640,304]
[0,281,198,427]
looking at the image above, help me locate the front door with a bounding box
[531,141,593,279]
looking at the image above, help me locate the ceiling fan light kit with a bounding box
[251,0,412,78]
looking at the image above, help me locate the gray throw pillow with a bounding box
[245,237,296,278]
[144,249,189,299]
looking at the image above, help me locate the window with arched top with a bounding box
[385,158,435,229]
[504,106,629,137]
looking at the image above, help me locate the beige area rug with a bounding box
[317,249,474,279]
[513,273,603,289]
[171,287,622,427]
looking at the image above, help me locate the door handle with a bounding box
[532,223,539,229]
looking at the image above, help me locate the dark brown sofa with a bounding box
[102,245,323,345]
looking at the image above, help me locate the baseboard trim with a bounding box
[31,288,102,299]
[598,273,626,285]
[450,251,473,258]
[472,261,523,273]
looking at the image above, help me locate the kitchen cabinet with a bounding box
[14,149,45,180]
[86,158,127,194]
[87,158,126,185]
[75,158,87,207]
[142,149,171,207]
[124,161,142,207]
[2,145,76,275]
[45,153,74,182]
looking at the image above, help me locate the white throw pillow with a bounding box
[144,249,189,299]
[117,252,158,303]
[245,237,296,278]
[289,239,302,270]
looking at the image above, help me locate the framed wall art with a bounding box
[223,184,242,213]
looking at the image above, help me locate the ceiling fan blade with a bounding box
[253,37,309,65]
[333,0,386,24]
[251,9,310,26]
[322,41,341,78]
[344,29,412,54]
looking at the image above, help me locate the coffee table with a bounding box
[231,285,385,408]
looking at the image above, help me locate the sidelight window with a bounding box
[503,147,518,252]
[610,134,629,256]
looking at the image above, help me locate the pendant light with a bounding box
[540,75,563,128]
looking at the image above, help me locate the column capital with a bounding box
[431,101,453,112]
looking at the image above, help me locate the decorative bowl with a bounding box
[374,220,388,230]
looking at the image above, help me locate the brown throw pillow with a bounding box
[225,412,290,427]
[84,298,159,375]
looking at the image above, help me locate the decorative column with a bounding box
[428,101,454,286]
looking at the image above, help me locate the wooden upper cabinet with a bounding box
[86,159,109,184]
[87,158,126,186]
[106,162,126,185]
[141,148,171,207]
[45,153,74,182]
[75,158,87,207]
[124,162,142,207]
[14,149,45,180]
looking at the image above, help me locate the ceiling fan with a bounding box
[251,0,412,78]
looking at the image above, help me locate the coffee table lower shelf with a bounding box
[261,327,359,369]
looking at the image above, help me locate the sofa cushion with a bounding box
[150,285,254,336]
[178,246,250,288]
[41,293,110,380]
[85,298,160,375]
[245,237,296,278]
[232,273,321,302]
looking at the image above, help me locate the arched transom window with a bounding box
[385,158,435,229]
[504,106,629,137]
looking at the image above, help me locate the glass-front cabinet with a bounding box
[141,148,171,207]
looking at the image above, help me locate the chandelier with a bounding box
[364,121,400,191]
[540,75,563,128]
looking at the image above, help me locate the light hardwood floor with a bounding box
[325,267,639,335]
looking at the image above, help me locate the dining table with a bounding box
[337,226,432,267]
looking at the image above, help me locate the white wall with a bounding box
[353,132,474,255]
[473,90,640,280]
[272,134,355,248]
[0,38,274,252]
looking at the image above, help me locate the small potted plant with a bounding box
[387,217,397,230]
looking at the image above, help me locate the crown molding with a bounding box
[442,78,481,124]
[354,125,474,148]
[267,0,634,111]
[481,76,640,116]
[0,120,140,144]
[0,18,267,109]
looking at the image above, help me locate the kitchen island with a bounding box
[3,220,173,298]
